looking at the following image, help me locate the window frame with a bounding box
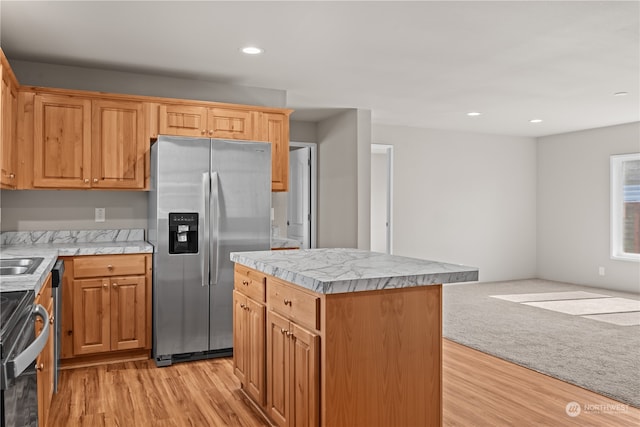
[610,152,640,262]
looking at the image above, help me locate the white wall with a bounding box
[316,110,371,249]
[373,124,537,282]
[537,122,640,293]
[9,59,285,107]
[0,190,147,231]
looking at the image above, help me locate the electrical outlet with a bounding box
[95,208,106,223]
[598,266,605,276]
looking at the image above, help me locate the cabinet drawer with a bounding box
[73,255,146,278]
[267,278,320,331]
[234,265,266,302]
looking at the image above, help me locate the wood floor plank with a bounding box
[49,342,639,427]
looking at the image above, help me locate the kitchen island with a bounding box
[231,248,478,427]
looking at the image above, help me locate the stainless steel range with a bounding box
[0,290,50,427]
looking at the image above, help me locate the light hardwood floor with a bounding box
[48,340,639,427]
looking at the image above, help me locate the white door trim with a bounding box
[371,144,394,254]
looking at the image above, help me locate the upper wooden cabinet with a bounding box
[255,112,289,192]
[32,93,147,189]
[1,50,19,189]
[158,104,290,191]
[159,105,253,140]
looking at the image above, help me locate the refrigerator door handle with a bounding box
[211,171,220,286]
[202,172,210,287]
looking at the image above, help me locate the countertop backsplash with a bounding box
[1,229,145,246]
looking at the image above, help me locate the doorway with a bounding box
[371,144,393,254]
[287,142,317,249]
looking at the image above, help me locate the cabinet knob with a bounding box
[36,363,44,371]
[242,280,249,286]
[286,331,293,338]
[283,299,292,306]
[84,178,90,183]
[201,130,206,135]
[9,173,15,179]
[107,264,114,270]
[112,283,118,288]
[93,178,99,183]
[49,316,55,325]
[103,283,108,288]
[209,130,213,135]
[280,328,287,335]
[240,303,246,309]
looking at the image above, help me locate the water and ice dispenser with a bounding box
[168,212,198,254]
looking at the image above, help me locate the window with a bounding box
[611,153,640,261]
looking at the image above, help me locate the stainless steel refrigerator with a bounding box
[148,135,271,367]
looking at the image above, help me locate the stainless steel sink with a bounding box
[0,257,44,275]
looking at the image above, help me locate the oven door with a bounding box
[1,304,50,427]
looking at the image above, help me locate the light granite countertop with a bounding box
[271,237,301,249]
[0,229,153,294]
[230,248,479,294]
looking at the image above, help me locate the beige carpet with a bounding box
[443,279,640,408]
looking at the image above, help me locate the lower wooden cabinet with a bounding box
[61,254,152,366]
[73,275,146,355]
[233,265,443,427]
[35,273,54,427]
[233,290,266,405]
[266,311,319,427]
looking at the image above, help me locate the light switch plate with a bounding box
[95,207,106,222]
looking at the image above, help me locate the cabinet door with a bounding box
[33,94,92,188]
[233,290,248,383]
[291,323,320,427]
[246,297,266,405]
[91,99,146,189]
[208,108,253,140]
[267,311,291,427]
[73,278,110,354]
[259,112,289,192]
[35,274,54,427]
[0,70,17,188]
[158,104,207,137]
[110,275,146,351]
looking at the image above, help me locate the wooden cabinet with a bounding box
[32,93,147,189]
[159,104,253,140]
[233,265,267,406]
[35,273,54,427]
[266,311,319,427]
[234,265,443,427]
[256,112,289,192]
[62,254,152,363]
[159,104,291,192]
[1,49,19,189]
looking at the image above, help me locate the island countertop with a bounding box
[230,248,479,294]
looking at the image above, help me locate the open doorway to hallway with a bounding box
[371,144,393,254]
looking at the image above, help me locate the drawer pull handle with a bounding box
[283,299,292,306]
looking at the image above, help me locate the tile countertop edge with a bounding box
[231,249,479,294]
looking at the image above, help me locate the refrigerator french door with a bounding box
[148,136,271,367]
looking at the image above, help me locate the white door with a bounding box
[287,147,311,248]
[371,144,393,254]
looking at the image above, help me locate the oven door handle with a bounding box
[7,304,50,380]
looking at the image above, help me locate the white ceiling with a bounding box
[1,1,638,138]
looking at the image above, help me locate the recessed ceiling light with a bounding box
[614,91,628,96]
[466,112,482,117]
[530,119,543,123]
[241,46,263,55]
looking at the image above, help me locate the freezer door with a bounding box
[152,136,211,358]
[209,139,271,350]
